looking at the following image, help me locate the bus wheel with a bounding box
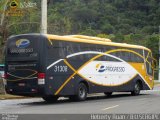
[104,92,112,97]
[42,96,58,103]
[75,83,87,101]
[131,82,141,96]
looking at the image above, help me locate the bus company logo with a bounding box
[0,0,37,16]
[10,0,18,9]
[16,39,30,48]
[96,63,105,73]
[95,63,126,73]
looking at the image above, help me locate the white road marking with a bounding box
[102,105,119,111]
[143,90,160,92]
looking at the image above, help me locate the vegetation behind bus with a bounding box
[0,0,159,79]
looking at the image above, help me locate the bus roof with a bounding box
[65,35,112,42]
[45,34,151,52]
[8,33,151,52]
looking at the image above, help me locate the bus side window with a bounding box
[66,43,74,55]
[146,57,153,76]
[59,42,66,58]
[129,51,143,63]
[120,51,131,62]
[144,50,153,76]
[77,44,84,60]
[48,41,58,59]
[112,51,123,60]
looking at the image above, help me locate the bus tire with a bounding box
[104,92,112,97]
[131,82,141,96]
[74,83,87,101]
[42,96,58,103]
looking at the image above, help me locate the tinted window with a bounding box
[111,51,144,63]
[48,41,59,58]
[146,56,153,76]
[0,66,4,71]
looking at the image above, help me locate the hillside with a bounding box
[0,0,159,63]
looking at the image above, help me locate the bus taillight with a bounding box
[38,73,45,79]
[4,73,8,79]
[38,73,45,85]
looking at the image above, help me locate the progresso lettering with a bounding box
[98,65,125,73]
[10,48,33,53]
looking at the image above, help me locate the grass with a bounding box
[0,94,28,100]
[154,81,160,86]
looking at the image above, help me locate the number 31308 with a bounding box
[54,65,68,72]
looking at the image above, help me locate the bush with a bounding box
[0,79,5,94]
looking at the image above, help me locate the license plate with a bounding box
[18,83,25,86]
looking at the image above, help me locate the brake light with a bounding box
[38,73,45,79]
[4,73,8,79]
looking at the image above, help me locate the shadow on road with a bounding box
[20,93,150,106]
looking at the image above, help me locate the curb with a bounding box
[0,95,29,100]
[155,84,160,87]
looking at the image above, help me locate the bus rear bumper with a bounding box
[5,86,45,97]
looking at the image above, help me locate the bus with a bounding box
[4,34,154,102]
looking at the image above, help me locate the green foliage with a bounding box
[146,34,159,60]
[97,34,108,38]
[101,23,114,34]
[0,0,159,36]
[0,0,159,65]
[80,28,97,36]
[113,33,125,43]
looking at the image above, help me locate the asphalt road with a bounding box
[0,85,160,114]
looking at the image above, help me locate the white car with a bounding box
[0,72,4,79]
[0,64,4,79]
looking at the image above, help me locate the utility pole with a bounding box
[0,0,9,26]
[41,0,47,34]
[158,26,160,82]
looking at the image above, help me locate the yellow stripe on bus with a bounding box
[6,69,38,81]
[54,49,152,95]
[54,72,76,95]
[64,59,77,73]
[46,34,151,52]
[77,72,138,87]
[55,59,77,95]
